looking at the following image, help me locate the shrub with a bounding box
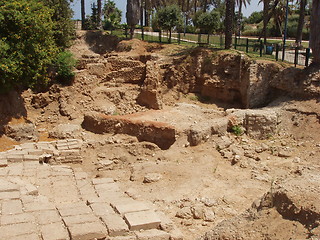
[54,51,77,85]
[232,125,243,136]
[0,0,58,92]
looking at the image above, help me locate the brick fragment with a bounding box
[1,199,23,215]
[0,222,38,239]
[112,201,150,216]
[1,212,36,225]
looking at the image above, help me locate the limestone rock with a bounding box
[4,123,39,141]
[143,173,163,183]
[49,124,81,139]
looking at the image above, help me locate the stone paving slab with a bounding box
[124,210,161,231]
[67,221,107,240]
[41,222,70,240]
[0,147,181,240]
[100,212,129,237]
[135,229,170,240]
[0,222,38,239]
[112,201,150,216]
[0,212,36,225]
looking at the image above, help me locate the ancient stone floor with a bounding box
[0,140,176,240]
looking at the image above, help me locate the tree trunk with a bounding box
[310,0,320,64]
[203,0,208,12]
[194,0,197,14]
[144,0,149,26]
[296,0,306,47]
[126,0,140,38]
[97,0,102,29]
[81,0,85,30]
[237,0,242,37]
[263,0,270,44]
[140,3,144,26]
[258,0,279,40]
[169,29,172,43]
[225,0,235,49]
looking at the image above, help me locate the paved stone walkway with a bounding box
[0,140,177,240]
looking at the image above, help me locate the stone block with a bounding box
[67,221,107,240]
[135,229,170,240]
[35,210,62,225]
[0,168,8,176]
[90,202,115,216]
[6,154,24,162]
[1,199,23,215]
[0,191,20,200]
[41,222,70,240]
[14,233,42,240]
[21,183,38,196]
[109,236,137,240]
[1,212,36,225]
[63,213,100,226]
[112,201,150,216]
[0,222,38,239]
[74,171,88,180]
[0,179,20,192]
[94,182,121,192]
[100,213,129,237]
[57,202,92,217]
[92,177,114,185]
[124,210,161,231]
[24,200,55,212]
[24,155,41,161]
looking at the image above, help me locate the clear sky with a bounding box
[71,0,263,23]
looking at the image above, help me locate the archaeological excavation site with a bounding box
[0,31,320,240]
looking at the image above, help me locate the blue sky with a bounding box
[71,0,263,23]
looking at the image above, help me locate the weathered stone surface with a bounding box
[67,221,107,240]
[4,123,39,141]
[1,212,36,225]
[135,229,170,240]
[57,202,91,217]
[143,173,162,183]
[63,213,100,226]
[34,210,62,225]
[112,201,150,216]
[124,210,161,231]
[1,199,23,215]
[100,213,129,236]
[41,222,70,240]
[48,124,81,139]
[0,222,38,239]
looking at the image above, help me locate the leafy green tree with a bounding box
[41,0,75,48]
[156,5,183,43]
[103,0,122,30]
[246,11,263,24]
[84,3,100,30]
[0,0,58,91]
[193,10,220,42]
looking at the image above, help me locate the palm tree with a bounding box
[310,0,320,64]
[127,0,141,38]
[236,0,251,37]
[262,0,270,44]
[295,0,307,47]
[81,0,85,30]
[225,0,235,49]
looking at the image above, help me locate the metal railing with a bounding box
[110,27,311,67]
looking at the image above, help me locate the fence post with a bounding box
[178,32,181,44]
[141,27,144,40]
[220,35,223,48]
[159,30,161,43]
[246,39,249,53]
[260,40,263,57]
[234,37,237,49]
[275,44,279,61]
[282,45,286,61]
[305,48,310,67]
[198,33,201,44]
[294,47,298,67]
